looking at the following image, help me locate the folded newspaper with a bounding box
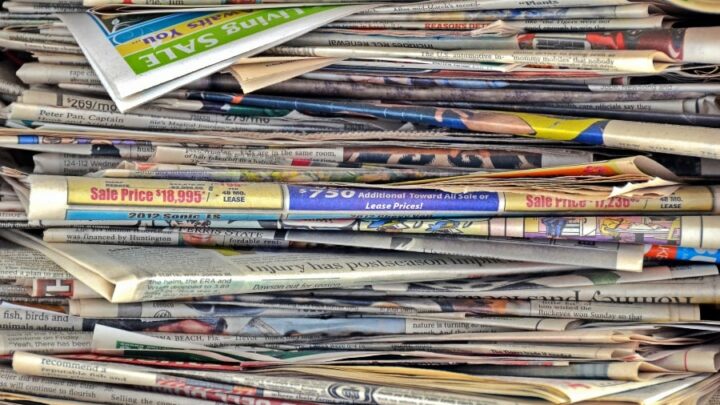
[60,5,373,111]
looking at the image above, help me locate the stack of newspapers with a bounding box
[2,0,720,403]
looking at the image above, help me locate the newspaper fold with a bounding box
[60,5,374,111]
[227,56,343,93]
[0,230,578,302]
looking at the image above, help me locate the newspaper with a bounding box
[484,16,671,34]
[373,360,677,380]
[0,33,83,55]
[0,364,226,405]
[291,27,720,65]
[66,299,582,331]
[0,1,84,12]
[66,295,699,323]
[161,366,562,404]
[341,275,720,304]
[267,340,640,360]
[0,284,32,298]
[33,153,127,176]
[593,373,720,405]
[226,56,342,93]
[145,144,595,169]
[418,101,720,127]
[0,239,70,280]
[0,130,585,158]
[32,52,89,66]
[0,61,26,99]
[89,162,465,184]
[0,331,92,355]
[270,47,677,73]
[15,63,101,85]
[186,79,711,104]
[1,229,577,302]
[367,1,646,14]
[194,94,720,159]
[325,17,670,32]
[0,31,77,46]
[26,176,719,223]
[158,215,719,249]
[87,1,379,12]
[135,263,716,303]
[12,351,521,405]
[15,88,407,132]
[548,97,720,115]
[0,306,519,336]
[256,364,689,403]
[299,71,720,94]
[7,102,369,133]
[82,324,577,364]
[644,345,720,373]
[340,5,661,21]
[60,6,374,111]
[274,230,646,271]
[43,227,293,248]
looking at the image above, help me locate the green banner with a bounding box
[125,6,333,74]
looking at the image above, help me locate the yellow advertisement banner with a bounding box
[66,178,284,209]
[504,186,716,213]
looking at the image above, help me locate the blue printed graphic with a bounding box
[574,120,608,145]
[287,186,500,212]
[92,12,207,44]
[673,247,720,264]
[18,135,39,144]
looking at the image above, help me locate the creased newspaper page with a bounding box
[367,1,640,14]
[270,47,678,73]
[60,5,374,111]
[326,16,671,32]
[67,295,698,322]
[289,27,720,64]
[645,344,720,373]
[12,351,529,405]
[276,231,646,271]
[593,373,720,405]
[0,364,225,405]
[369,275,720,304]
[0,229,576,302]
[0,331,92,355]
[0,239,70,279]
[39,217,720,250]
[89,324,563,365]
[341,4,663,21]
[201,95,720,159]
[182,215,719,249]
[227,56,343,93]
[257,364,689,403]
[68,299,582,332]
[86,1,385,15]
